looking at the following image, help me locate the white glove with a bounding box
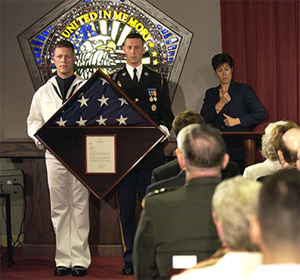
[35,139,45,150]
[159,125,170,142]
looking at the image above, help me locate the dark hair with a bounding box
[172,110,205,136]
[259,169,300,249]
[212,53,233,71]
[124,33,145,45]
[54,40,75,54]
[181,124,226,168]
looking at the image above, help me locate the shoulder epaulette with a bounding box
[148,186,178,197]
[148,67,162,74]
[109,68,122,81]
[141,187,179,208]
[192,247,229,269]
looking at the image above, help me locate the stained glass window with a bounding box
[19,0,193,102]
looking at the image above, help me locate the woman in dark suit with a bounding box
[200,53,267,172]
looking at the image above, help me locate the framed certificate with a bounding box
[85,135,116,174]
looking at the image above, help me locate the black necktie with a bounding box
[133,68,139,87]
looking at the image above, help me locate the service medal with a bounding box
[151,104,157,111]
[148,88,157,103]
[117,81,122,87]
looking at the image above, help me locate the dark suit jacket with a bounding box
[112,66,174,170]
[151,158,240,185]
[133,176,222,279]
[200,80,266,132]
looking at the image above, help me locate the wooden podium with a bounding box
[222,132,263,167]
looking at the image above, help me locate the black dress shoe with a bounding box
[72,266,87,277]
[54,266,71,276]
[122,262,134,275]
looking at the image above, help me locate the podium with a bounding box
[222,132,263,167]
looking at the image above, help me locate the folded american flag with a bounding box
[51,77,151,127]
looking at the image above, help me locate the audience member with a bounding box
[243,121,286,180]
[133,124,229,279]
[277,128,300,169]
[172,176,263,280]
[248,168,300,279]
[255,121,299,181]
[270,121,299,155]
[148,110,240,194]
[151,110,205,183]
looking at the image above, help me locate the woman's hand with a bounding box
[219,88,231,106]
[223,113,241,127]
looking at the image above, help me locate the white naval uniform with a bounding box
[27,75,91,268]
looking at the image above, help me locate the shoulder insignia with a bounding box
[148,67,162,74]
[148,186,178,196]
[193,247,229,269]
[141,187,179,208]
[109,68,123,81]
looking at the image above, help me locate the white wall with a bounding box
[0,0,222,141]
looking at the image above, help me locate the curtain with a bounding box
[220,0,300,131]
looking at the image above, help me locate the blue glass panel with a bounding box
[166,37,178,44]
[31,40,43,46]
[84,0,89,2]
[163,33,172,39]
[86,24,91,31]
[169,58,173,63]
[168,45,177,50]
[161,29,168,34]
[157,24,162,29]
[48,26,53,31]
[42,31,49,36]
[35,53,41,58]
[91,31,97,36]
[36,35,45,41]
[169,51,175,56]
[37,59,41,65]
[34,47,42,52]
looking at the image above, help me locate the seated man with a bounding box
[248,168,300,279]
[148,110,239,194]
[172,176,263,280]
[256,123,299,181]
[133,124,229,279]
[277,128,300,169]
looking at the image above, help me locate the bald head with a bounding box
[278,128,300,167]
[283,128,300,149]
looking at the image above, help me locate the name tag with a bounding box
[172,255,197,269]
